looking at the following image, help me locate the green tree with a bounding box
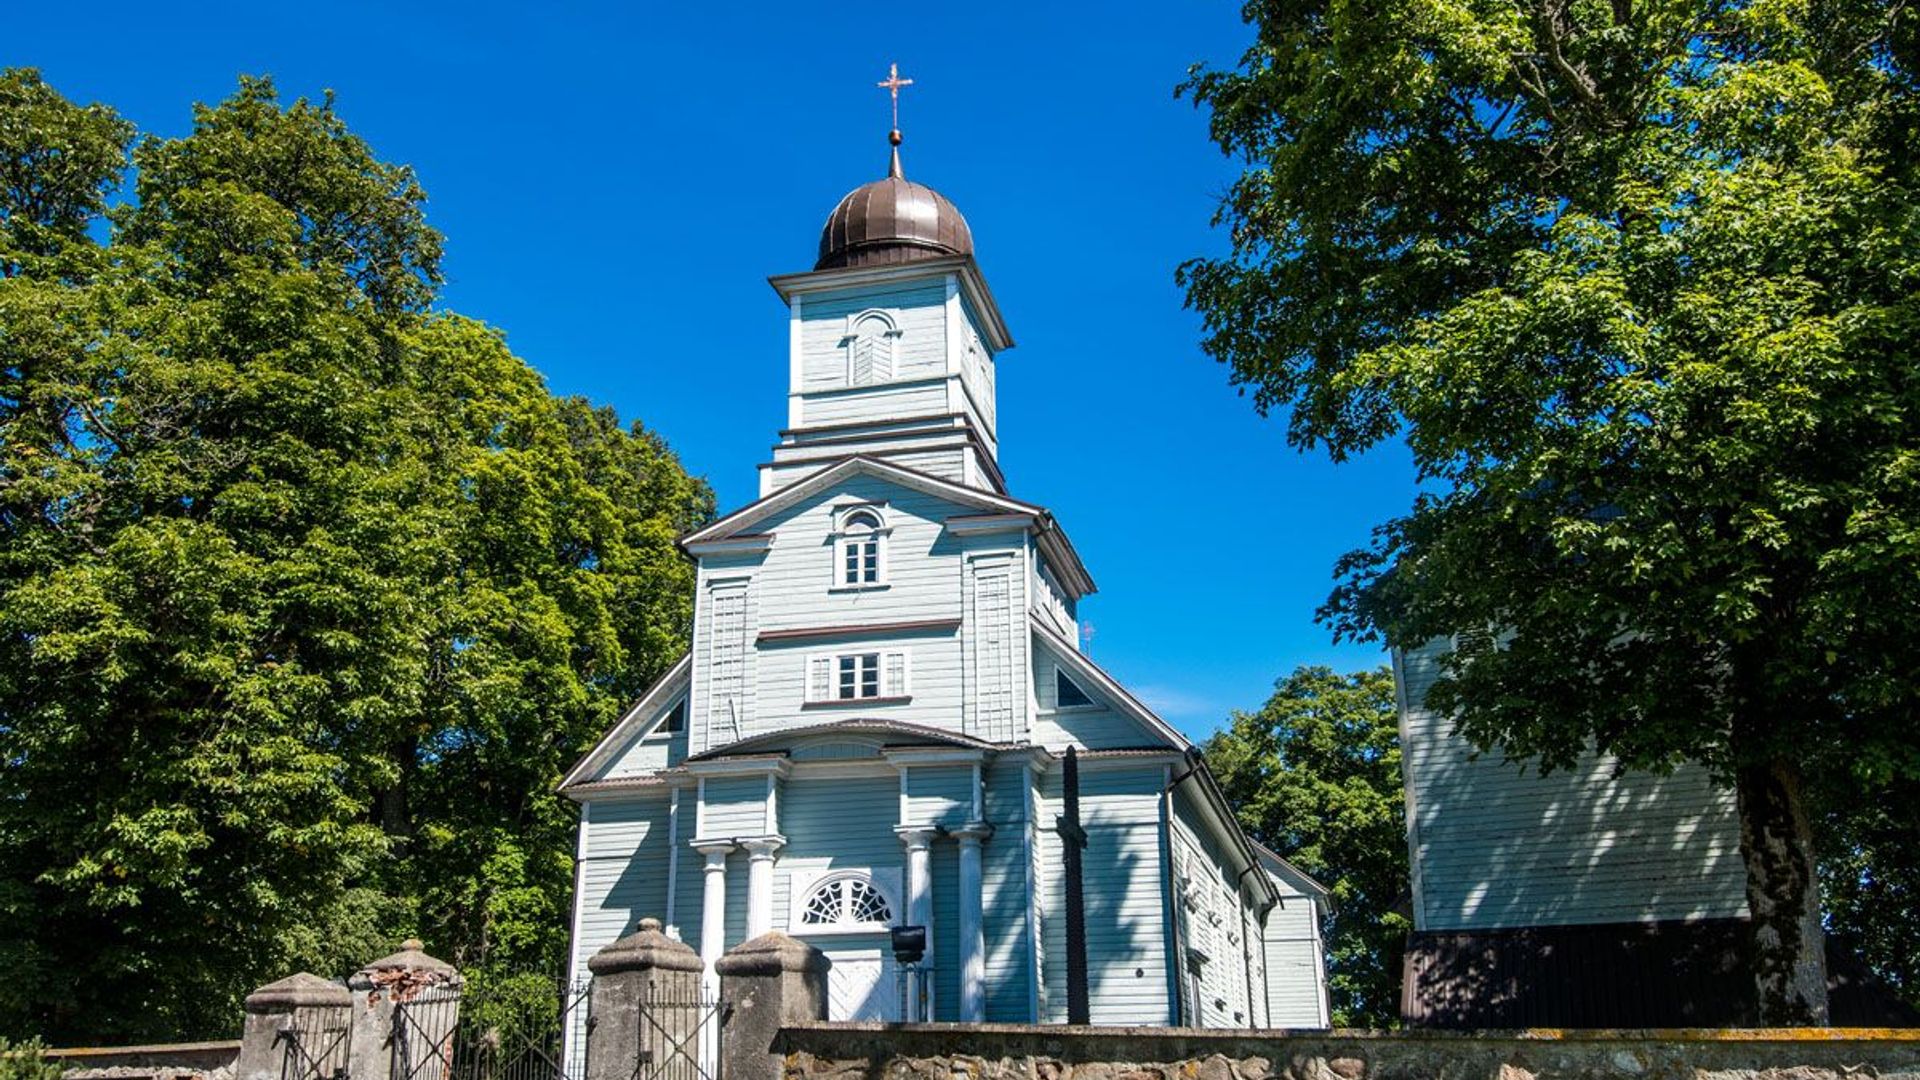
[0,71,711,1041]
[1205,666,1407,1027]
[1179,0,1920,1023]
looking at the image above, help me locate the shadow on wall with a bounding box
[1403,921,1920,1028]
[1411,740,1750,931]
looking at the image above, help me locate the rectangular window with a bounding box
[839,537,881,585]
[809,650,909,702]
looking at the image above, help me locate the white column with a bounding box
[695,842,734,998]
[954,822,993,1022]
[895,826,937,1021]
[741,836,785,939]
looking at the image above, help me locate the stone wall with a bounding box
[776,1021,1920,1080]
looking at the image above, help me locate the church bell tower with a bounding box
[762,115,1014,495]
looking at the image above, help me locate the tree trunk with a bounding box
[1733,755,1829,1025]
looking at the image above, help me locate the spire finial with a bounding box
[877,62,913,178]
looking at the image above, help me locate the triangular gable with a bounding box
[1254,841,1334,906]
[686,455,1039,546]
[1031,615,1189,751]
[559,652,691,790]
[683,456,1096,597]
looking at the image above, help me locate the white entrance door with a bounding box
[820,939,900,1021]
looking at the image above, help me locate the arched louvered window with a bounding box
[845,311,898,386]
[798,873,894,928]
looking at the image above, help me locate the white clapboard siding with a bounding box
[1170,792,1259,1029]
[771,775,907,937]
[1262,897,1327,1028]
[1398,640,1749,931]
[571,794,673,983]
[700,776,767,838]
[801,381,952,427]
[800,282,951,389]
[905,764,974,826]
[932,839,960,1016]
[603,703,688,779]
[1028,638,1161,750]
[1035,763,1172,1024]
[982,758,1033,1021]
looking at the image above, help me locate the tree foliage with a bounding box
[1181,0,1920,1021]
[0,70,712,1041]
[1205,666,1407,1027]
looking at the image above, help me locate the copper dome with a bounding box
[816,144,973,270]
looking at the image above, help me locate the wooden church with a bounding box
[559,117,1331,1028]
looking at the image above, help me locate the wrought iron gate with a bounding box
[393,975,594,1080]
[276,1001,353,1080]
[635,982,726,1080]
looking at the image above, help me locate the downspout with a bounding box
[1160,749,1204,1025]
[1234,861,1261,1025]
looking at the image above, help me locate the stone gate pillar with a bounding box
[346,939,463,1080]
[716,932,829,1080]
[235,973,352,1080]
[586,917,705,1080]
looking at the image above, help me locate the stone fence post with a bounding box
[716,931,829,1080]
[345,939,463,1080]
[586,917,705,1080]
[234,973,351,1080]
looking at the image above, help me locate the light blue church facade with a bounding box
[560,137,1329,1028]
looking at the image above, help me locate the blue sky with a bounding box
[11,1,1415,739]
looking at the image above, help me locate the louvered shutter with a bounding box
[883,651,909,697]
[807,655,832,702]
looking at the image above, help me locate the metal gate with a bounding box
[636,982,726,1080]
[394,976,594,1080]
[276,1001,353,1080]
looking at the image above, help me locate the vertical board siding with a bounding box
[1399,641,1749,931]
[1036,765,1172,1024]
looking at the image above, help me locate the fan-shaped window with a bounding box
[844,312,898,386]
[799,874,894,927]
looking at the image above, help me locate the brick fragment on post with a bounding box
[587,917,706,1080]
[235,973,352,1080]
[717,931,830,1080]
[346,938,463,1080]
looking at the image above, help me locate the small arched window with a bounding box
[800,873,895,928]
[835,507,886,588]
[844,311,898,386]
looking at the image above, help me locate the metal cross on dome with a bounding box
[877,62,913,132]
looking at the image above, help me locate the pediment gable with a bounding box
[560,653,691,792]
[1030,616,1189,751]
[684,456,1094,597]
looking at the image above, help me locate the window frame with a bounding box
[830,505,890,591]
[842,310,900,387]
[806,649,911,704]
[787,869,902,936]
[1054,666,1098,711]
[644,697,687,740]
